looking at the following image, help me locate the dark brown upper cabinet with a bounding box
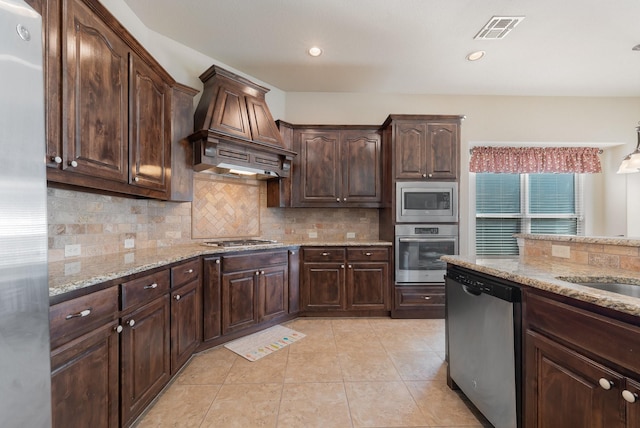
[268,124,382,208]
[44,0,197,200]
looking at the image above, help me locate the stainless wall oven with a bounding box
[395,224,458,283]
[396,181,458,223]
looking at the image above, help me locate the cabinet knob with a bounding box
[341,264,345,269]
[128,319,135,327]
[174,294,181,301]
[364,252,372,256]
[65,308,91,320]
[423,296,432,300]
[289,250,295,255]
[348,264,352,269]
[261,270,265,275]
[428,173,433,178]
[143,282,158,290]
[255,271,260,276]
[114,325,123,333]
[343,198,347,201]
[52,156,62,164]
[216,259,220,264]
[336,198,340,202]
[422,173,427,178]
[134,176,140,182]
[68,160,78,168]
[598,378,614,390]
[321,252,330,256]
[622,390,638,403]
[186,269,194,274]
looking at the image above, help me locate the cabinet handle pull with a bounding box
[622,390,638,403]
[256,271,260,276]
[65,308,91,320]
[144,283,158,290]
[186,269,194,274]
[52,156,62,164]
[321,252,330,256]
[114,325,123,333]
[422,173,426,178]
[174,294,181,301]
[343,198,347,201]
[68,160,78,168]
[216,259,220,264]
[428,173,433,178]
[598,378,614,390]
[128,319,135,327]
[290,250,295,255]
[341,264,345,269]
[133,176,140,182]
[348,264,352,268]
[423,296,432,300]
[364,252,372,256]
[261,270,265,275]
[336,198,340,202]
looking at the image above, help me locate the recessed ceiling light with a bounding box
[466,50,486,61]
[633,44,640,51]
[308,46,323,57]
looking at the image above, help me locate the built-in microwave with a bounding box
[396,181,458,223]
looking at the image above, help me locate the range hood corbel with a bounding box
[187,65,296,179]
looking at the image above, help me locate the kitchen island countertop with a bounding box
[49,240,392,298]
[442,255,640,318]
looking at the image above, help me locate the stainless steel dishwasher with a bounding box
[445,266,522,428]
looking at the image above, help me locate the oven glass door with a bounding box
[395,237,457,283]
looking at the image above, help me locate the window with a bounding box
[475,173,583,255]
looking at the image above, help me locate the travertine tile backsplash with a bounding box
[47,175,379,262]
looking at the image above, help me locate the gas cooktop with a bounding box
[202,239,278,247]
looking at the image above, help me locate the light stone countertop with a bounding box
[441,255,640,318]
[514,233,640,247]
[49,240,392,299]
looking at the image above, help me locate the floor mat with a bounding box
[224,325,306,361]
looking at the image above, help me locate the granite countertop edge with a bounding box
[442,255,640,318]
[514,233,640,247]
[49,240,392,298]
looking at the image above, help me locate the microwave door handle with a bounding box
[398,237,455,242]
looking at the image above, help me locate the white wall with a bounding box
[99,1,640,248]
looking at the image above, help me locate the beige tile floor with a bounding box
[135,318,491,428]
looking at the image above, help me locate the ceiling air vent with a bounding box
[474,16,525,40]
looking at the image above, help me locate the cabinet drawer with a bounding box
[50,286,119,348]
[303,247,346,262]
[222,250,288,272]
[347,247,389,262]
[121,270,170,310]
[526,292,640,375]
[395,287,445,308]
[171,258,200,288]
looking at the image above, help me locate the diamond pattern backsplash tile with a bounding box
[192,174,260,239]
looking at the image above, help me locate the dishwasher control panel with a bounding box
[447,269,521,302]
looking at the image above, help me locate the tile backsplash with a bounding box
[47,175,380,262]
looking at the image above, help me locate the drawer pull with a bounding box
[65,308,91,320]
[364,252,372,256]
[186,269,194,274]
[114,325,123,334]
[321,252,330,256]
[622,390,638,403]
[598,378,613,390]
[423,296,432,300]
[127,319,135,327]
[216,259,220,264]
[143,283,158,290]
[341,264,345,269]
[348,264,352,269]
[174,294,181,301]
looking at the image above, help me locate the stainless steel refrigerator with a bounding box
[0,1,52,426]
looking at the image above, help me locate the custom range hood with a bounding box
[188,65,296,179]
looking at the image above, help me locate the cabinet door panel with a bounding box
[51,321,119,428]
[259,265,288,322]
[245,95,284,147]
[525,330,625,428]
[626,378,640,427]
[121,296,171,426]
[297,131,341,204]
[302,263,344,310]
[222,271,257,334]
[347,262,388,310]
[63,0,128,181]
[342,131,381,203]
[129,54,169,192]
[211,85,251,139]
[427,123,458,179]
[171,280,200,374]
[395,122,427,179]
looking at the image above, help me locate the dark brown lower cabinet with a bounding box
[120,295,170,427]
[51,321,120,428]
[302,262,345,310]
[202,256,222,342]
[222,270,258,335]
[347,261,388,310]
[170,279,200,374]
[524,290,640,428]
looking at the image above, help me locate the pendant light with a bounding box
[617,124,640,174]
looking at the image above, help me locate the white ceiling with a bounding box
[123,0,640,97]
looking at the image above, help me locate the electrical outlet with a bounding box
[346,232,356,239]
[551,244,571,258]
[308,231,318,238]
[124,238,135,249]
[64,244,81,258]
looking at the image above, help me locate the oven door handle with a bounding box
[398,237,454,242]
